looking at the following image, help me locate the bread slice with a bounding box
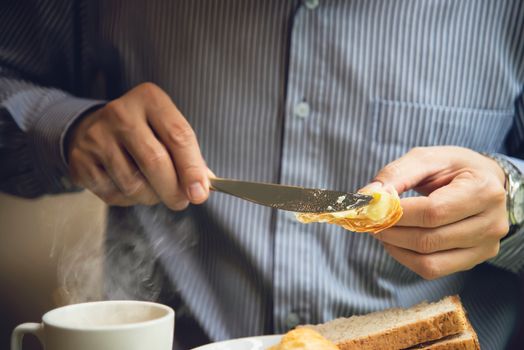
[305,295,470,350]
[406,329,480,350]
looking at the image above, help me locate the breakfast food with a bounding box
[406,328,479,350]
[268,328,338,350]
[295,188,403,233]
[308,296,477,349]
[270,295,479,350]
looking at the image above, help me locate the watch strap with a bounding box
[481,153,523,239]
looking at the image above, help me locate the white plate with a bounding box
[192,335,282,350]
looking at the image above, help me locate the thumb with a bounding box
[371,148,448,195]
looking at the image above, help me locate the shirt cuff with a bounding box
[505,155,524,175]
[488,225,524,274]
[31,95,106,193]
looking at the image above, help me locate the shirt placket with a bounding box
[273,0,327,333]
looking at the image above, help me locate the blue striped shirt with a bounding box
[1,1,524,349]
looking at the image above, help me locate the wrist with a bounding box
[481,153,507,189]
[481,153,524,238]
[13,90,106,193]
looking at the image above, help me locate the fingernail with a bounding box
[188,182,206,202]
[359,181,383,192]
[382,184,396,194]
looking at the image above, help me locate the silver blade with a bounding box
[209,178,373,213]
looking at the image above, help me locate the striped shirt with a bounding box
[1,1,524,349]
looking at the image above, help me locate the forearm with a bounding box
[0,1,106,197]
[0,74,104,197]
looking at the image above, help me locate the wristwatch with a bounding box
[484,153,524,237]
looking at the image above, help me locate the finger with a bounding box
[358,181,383,192]
[70,149,115,193]
[372,147,450,194]
[375,214,500,254]
[102,142,159,205]
[74,157,135,206]
[146,101,209,204]
[396,171,490,227]
[382,241,500,280]
[207,168,217,179]
[119,122,189,210]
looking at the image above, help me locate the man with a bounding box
[1,1,523,349]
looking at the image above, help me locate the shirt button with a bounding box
[304,0,319,10]
[294,102,310,118]
[285,313,301,329]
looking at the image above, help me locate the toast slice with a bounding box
[306,295,471,350]
[406,328,480,350]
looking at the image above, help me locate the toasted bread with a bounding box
[305,295,478,350]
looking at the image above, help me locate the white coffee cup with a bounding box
[11,300,174,350]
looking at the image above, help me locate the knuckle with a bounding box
[138,82,161,95]
[415,233,440,254]
[166,122,196,148]
[379,162,402,180]
[470,172,504,200]
[422,201,446,228]
[137,82,167,108]
[141,146,171,170]
[490,219,510,239]
[119,176,145,197]
[105,100,126,119]
[417,256,441,280]
[83,124,103,146]
[106,101,137,131]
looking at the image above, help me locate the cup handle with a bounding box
[11,323,44,350]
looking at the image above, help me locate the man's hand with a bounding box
[67,82,210,210]
[369,146,508,280]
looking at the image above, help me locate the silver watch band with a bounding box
[480,152,523,238]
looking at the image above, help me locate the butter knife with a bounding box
[209,178,373,213]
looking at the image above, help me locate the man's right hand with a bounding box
[67,82,211,210]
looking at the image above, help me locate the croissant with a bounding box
[268,328,338,350]
[295,188,403,233]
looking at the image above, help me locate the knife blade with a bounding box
[209,178,373,213]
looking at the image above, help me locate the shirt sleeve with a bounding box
[487,89,524,274]
[0,1,104,198]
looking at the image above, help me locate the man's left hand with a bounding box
[370,146,509,280]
